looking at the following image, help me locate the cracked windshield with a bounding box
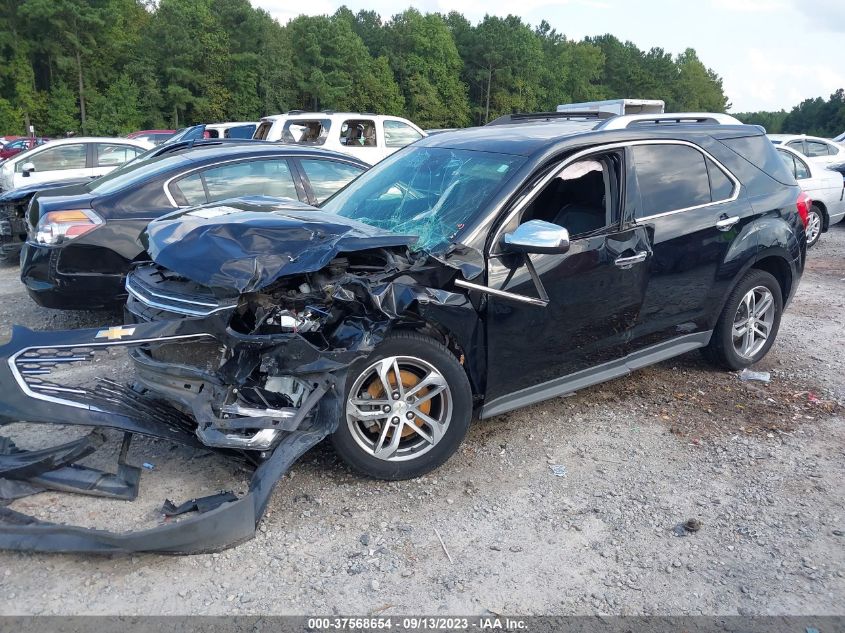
[321,147,524,251]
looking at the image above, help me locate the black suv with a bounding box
[0,112,806,553]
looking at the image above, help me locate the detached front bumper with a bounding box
[0,318,344,553]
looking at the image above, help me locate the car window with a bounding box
[384,121,423,148]
[173,172,206,206]
[793,155,810,179]
[322,147,524,252]
[173,159,299,205]
[633,144,713,217]
[299,159,364,204]
[706,158,735,200]
[282,119,331,146]
[96,144,142,167]
[254,121,273,140]
[785,140,804,153]
[19,143,87,172]
[806,140,831,157]
[777,150,797,179]
[517,153,621,238]
[225,125,256,139]
[341,119,377,148]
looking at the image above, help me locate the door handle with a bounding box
[614,251,648,269]
[715,215,740,231]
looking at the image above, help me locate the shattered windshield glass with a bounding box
[321,147,524,252]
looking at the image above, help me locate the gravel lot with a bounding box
[0,225,843,616]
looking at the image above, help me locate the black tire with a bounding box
[701,269,783,371]
[331,331,472,480]
[806,204,823,247]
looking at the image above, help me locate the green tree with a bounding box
[383,9,470,127]
[18,0,111,134]
[286,14,403,113]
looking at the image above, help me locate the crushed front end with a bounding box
[0,207,480,553]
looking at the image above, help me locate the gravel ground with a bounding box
[0,225,843,616]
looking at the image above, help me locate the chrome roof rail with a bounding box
[597,112,743,130]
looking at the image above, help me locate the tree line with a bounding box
[737,89,845,137]
[0,0,731,137]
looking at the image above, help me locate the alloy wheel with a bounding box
[806,209,822,245]
[732,285,776,359]
[346,355,452,462]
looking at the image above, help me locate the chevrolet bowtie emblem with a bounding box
[95,326,136,341]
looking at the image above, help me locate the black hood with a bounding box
[0,177,92,203]
[144,196,418,293]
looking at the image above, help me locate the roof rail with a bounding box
[486,111,615,126]
[597,112,743,130]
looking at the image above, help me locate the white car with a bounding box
[253,112,426,164]
[776,145,845,247]
[833,131,845,143]
[768,134,845,165]
[0,137,153,192]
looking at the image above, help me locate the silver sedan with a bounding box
[777,145,845,247]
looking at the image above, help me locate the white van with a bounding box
[253,112,426,164]
[557,99,665,116]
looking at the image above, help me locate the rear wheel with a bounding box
[701,269,783,370]
[805,205,823,247]
[331,332,472,480]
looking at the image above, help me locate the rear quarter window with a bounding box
[719,135,797,186]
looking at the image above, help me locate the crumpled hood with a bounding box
[144,196,418,293]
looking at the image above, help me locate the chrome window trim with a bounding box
[482,139,740,252]
[161,155,365,207]
[9,334,215,411]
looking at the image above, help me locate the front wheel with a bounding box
[806,205,823,247]
[331,331,472,480]
[701,269,783,370]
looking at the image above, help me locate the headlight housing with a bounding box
[35,209,103,245]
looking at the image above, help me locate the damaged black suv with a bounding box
[0,112,806,552]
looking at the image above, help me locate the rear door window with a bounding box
[96,144,143,167]
[806,140,832,157]
[633,144,712,217]
[282,119,331,145]
[384,120,423,148]
[785,140,805,153]
[299,159,365,204]
[341,119,377,148]
[171,159,300,206]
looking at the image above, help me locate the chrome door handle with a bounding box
[614,251,648,269]
[715,215,740,231]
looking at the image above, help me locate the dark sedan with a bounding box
[22,144,367,309]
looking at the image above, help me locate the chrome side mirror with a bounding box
[503,220,570,254]
[21,162,35,176]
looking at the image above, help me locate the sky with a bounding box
[251,0,845,113]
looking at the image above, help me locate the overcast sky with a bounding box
[252,0,845,113]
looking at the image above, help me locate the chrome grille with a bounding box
[125,265,237,318]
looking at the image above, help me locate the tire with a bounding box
[701,269,783,371]
[331,331,472,480]
[805,205,823,247]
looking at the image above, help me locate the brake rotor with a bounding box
[366,369,431,438]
